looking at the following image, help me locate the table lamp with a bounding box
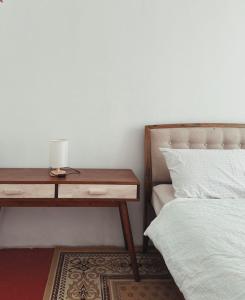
[49,139,68,177]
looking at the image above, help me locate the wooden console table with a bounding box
[0,168,140,281]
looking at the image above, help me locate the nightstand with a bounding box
[0,168,140,281]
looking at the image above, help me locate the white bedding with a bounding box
[145,198,245,300]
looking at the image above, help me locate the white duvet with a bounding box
[144,198,245,300]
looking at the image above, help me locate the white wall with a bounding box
[0,0,245,247]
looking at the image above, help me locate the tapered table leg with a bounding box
[119,201,140,281]
[119,205,128,250]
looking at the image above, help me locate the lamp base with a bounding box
[49,168,66,177]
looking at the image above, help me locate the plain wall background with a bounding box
[0,0,245,247]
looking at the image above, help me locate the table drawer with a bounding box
[58,184,137,199]
[0,184,54,198]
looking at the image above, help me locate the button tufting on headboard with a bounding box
[148,125,245,183]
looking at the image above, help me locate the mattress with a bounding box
[151,184,175,215]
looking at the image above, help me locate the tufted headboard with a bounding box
[145,123,245,188]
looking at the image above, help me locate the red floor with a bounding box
[0,248,54,300]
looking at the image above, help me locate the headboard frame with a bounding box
[145,123,245,193]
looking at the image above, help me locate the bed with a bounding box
[143,123,245,300]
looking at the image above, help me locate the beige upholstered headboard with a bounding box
[145,123,245,186]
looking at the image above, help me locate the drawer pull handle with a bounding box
[3,189,24,196]
[88,188,108,195]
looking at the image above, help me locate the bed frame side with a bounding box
[143,126,152,252]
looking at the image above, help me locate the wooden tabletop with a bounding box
[0,168,140,185]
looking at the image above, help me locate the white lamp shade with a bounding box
[49,139,68,168]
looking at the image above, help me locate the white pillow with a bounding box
[160,148,245,199]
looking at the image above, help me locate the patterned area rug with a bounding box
[43,248,184,300]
